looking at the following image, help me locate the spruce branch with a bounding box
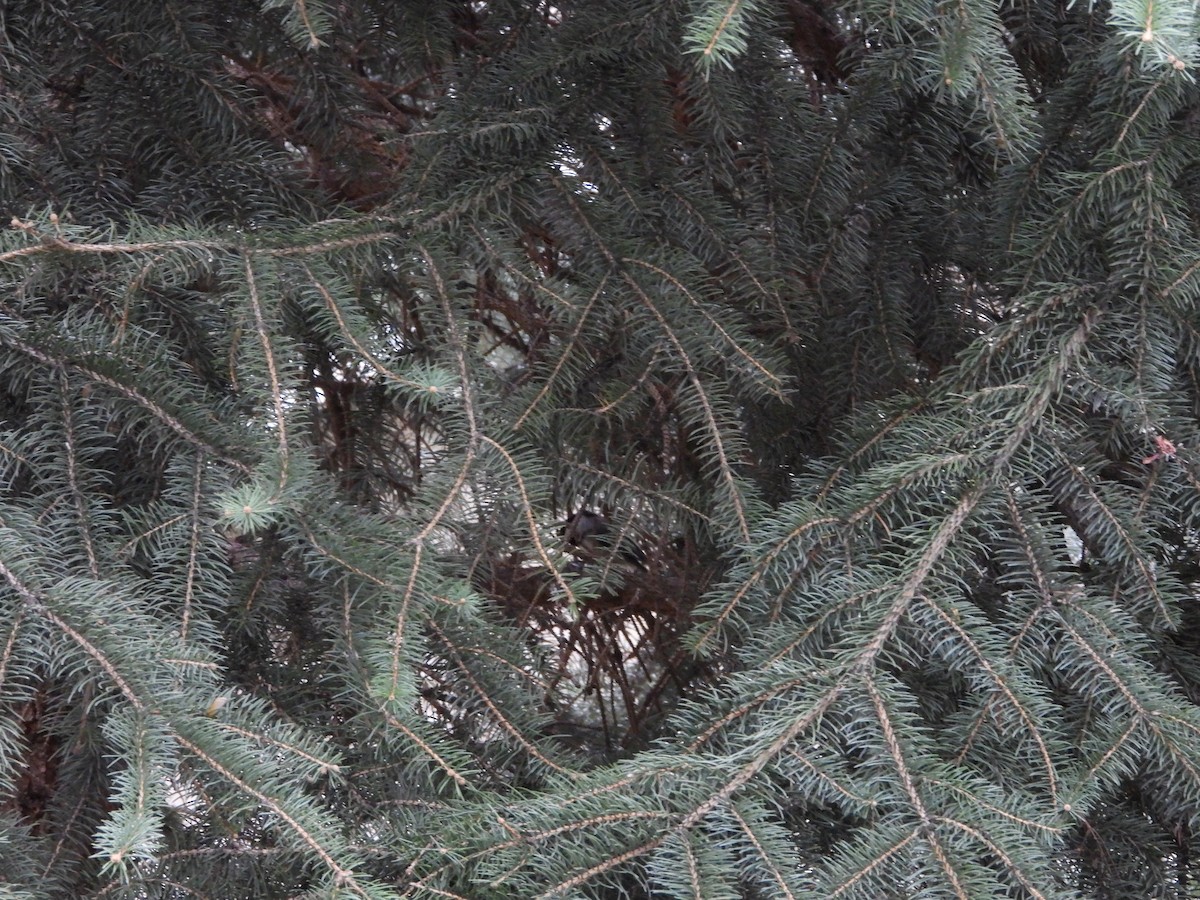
[242,253,291,490]
[58,372,100,579]
[863,676,969,897]
[172,729,383,899]
[0,335,249,473]
[684,0,760,71]
[624,257,783,396]
[827,831,921,897]
[0,558,145,710]
[181,452,205,643]
[513,276,609,431]
[550,177,755,541]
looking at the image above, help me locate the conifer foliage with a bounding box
[2,0,1200,896]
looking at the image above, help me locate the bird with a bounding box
[562,509,646,569]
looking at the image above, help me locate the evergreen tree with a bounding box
[1,0,1199,896]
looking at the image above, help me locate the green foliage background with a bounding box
[0,0,1199,897]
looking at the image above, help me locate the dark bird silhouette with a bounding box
[563,510,646,569]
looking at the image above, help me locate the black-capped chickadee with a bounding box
[562,510,646,569]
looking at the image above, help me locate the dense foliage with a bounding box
[1,0,1200,896]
